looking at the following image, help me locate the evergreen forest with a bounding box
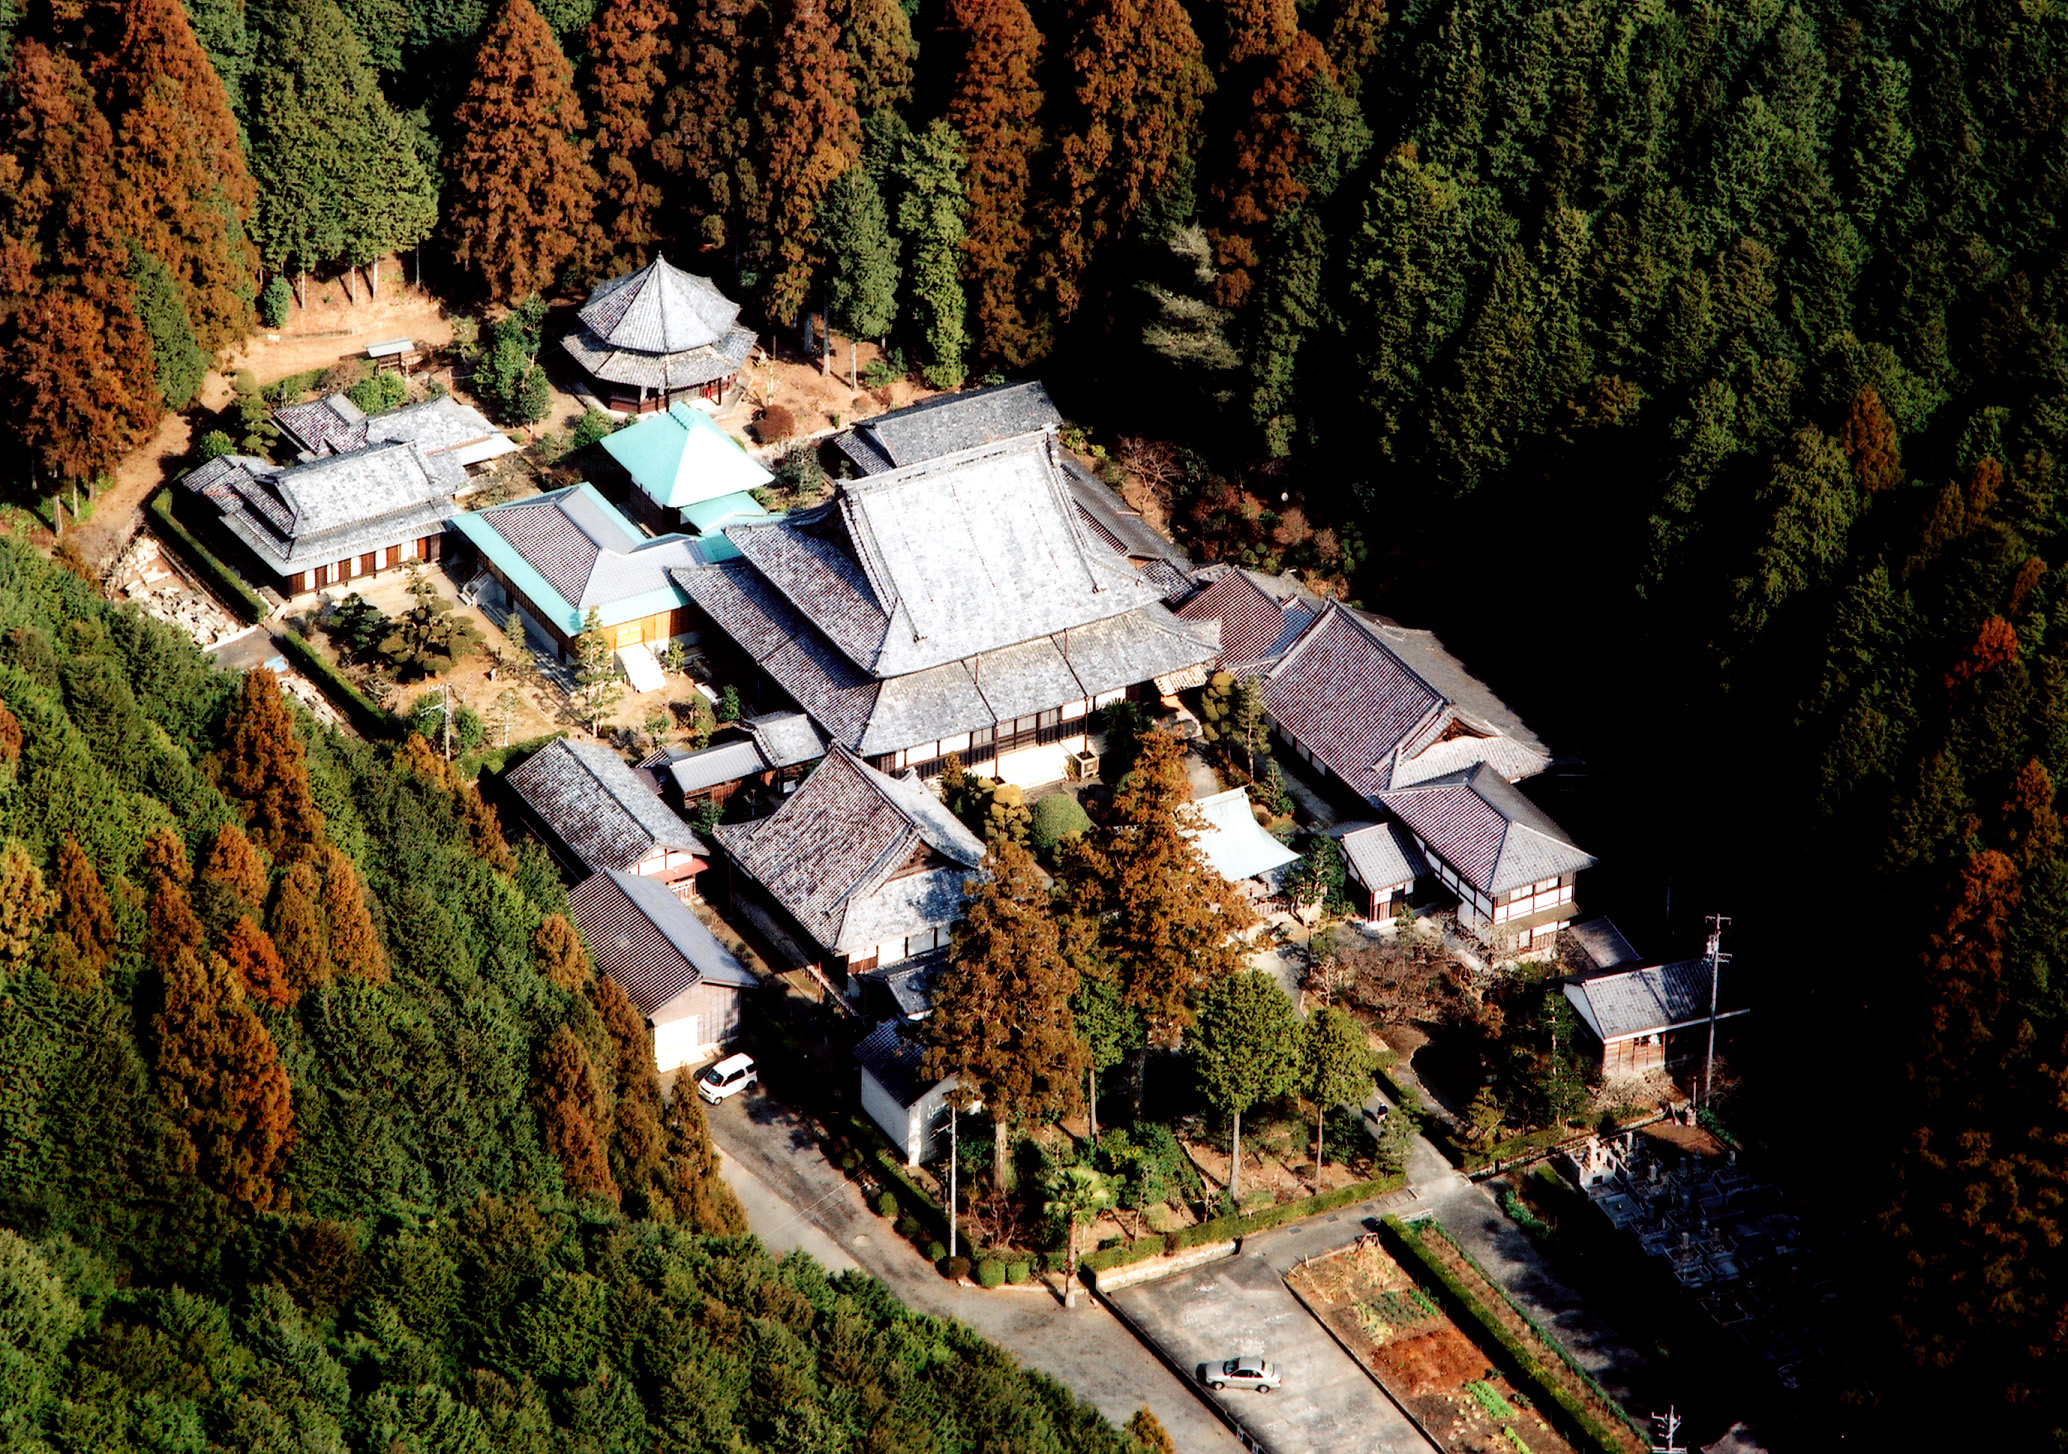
[0,538,1155,1453]
[0,0,2066,1439]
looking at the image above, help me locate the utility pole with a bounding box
[1702,915,1731,1109]
[948,1100,959,1262]
[442,682,454,762]
[1650,1406,1686,1454]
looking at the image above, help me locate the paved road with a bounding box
[706,1091,1243,1451]
[1112,1221,1439,1454]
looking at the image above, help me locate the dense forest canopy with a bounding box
[0,0,2064,1438]
[0,539,1156,1453]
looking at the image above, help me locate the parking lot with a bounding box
[1109,1236,1439,1454]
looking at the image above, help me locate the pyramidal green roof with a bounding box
[602,403,773,509]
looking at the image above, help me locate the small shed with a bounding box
[1564,958,1748,1079]
[1336,821,1428,920]
[1186,787,1298,892]
[568,869,758,1071]
[854,1019,961,1167]
[364,338,418,375]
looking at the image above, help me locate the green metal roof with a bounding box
[601,402,772,509]
[681,490,771,532]
[450,482,698,637]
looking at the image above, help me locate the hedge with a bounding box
[1381,1216,1643,1454]
[275,629,395,739]
[1080,1174,1405,1276]
[828,1108,952,1246]
[148,490,268,624]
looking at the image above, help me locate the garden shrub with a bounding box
[1029,792,1092,852]
[875,1191,898,1219]
[943,1256,971,1281]
[196,430,235,463]
[258,276,293,327]
[895,1215,921,1240]
[570,407,620,450]
[1006,1259,1032,1285]
[926,1241,946,1263]
[976,1260,1006,1289]
[346,370,408,414]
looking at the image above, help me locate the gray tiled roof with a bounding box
[1177,569,1319,674]
[1336,821,1428,894]
[855,948,947,1019]
[562,322,755,392]
[505,737,708,874]
[272,393,365,455]
[854,1018,941,1107]
[1263,602,1548,799]
[474,485,704,612]
[713,748,984,956]
[579,256,742,353]
[184,442,460,576]
[676,560,1214,754]
[568,869,755,1021]
[668,738,769,795]
[831,381,1062,473]
[1060,457,1193,573]
[1567,915,1643,972]
[725,432,1158,677]
[745,711,826,769]
[1377,762,1595,896]
[275,393,515,467]
[1566,958,1741,1043]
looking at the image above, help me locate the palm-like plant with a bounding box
[1043,1163,1118,1308]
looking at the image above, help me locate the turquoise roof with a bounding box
[681,490,771,533]
[450,482,700,637]
[602,402,772,510]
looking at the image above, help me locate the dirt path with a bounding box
[73,411,196,569]
[77,265,456,573]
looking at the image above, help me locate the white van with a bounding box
[696,1053,758,1105]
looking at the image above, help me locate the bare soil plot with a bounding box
[1289,1237,1578,1454]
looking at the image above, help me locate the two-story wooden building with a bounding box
[1377,762,1596,961]
[502,737,708,897]
[561,256,756,414]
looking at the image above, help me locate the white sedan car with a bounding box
[1197,1356,1282,1392]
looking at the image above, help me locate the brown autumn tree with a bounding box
[1046,0,1211,320]
[268,859,331,995]
[446,0,598,301]
[536,1024,619,1204]
[1316,0,1385,95]
[1838,386,1904,495]
[195,818,269,942]
[652,0,767,256]
[0,42,163,484]
[140,828,206,979]
[590,972,666,1198]
[533,913,591,991]
[200,820,268,917]
[223,915,293,1009]
[0,842,57,969]
[46,835,117,983]
[944,0,1047,366]
[83,0,257,349]
[583,0,673,274]
[154,943,295,1210]
[462,786,518,876]
[221,670,326,858]
[318,845,387,983]
[655,1082,749,1233]
[756,0,860,323]
[832,0,913,116]
[1063,728,1254,1107]
[1998,760,2063,871]
[1202,0,1334,309]
[1882,848,2068,1397]
[923,839,1086,1196]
